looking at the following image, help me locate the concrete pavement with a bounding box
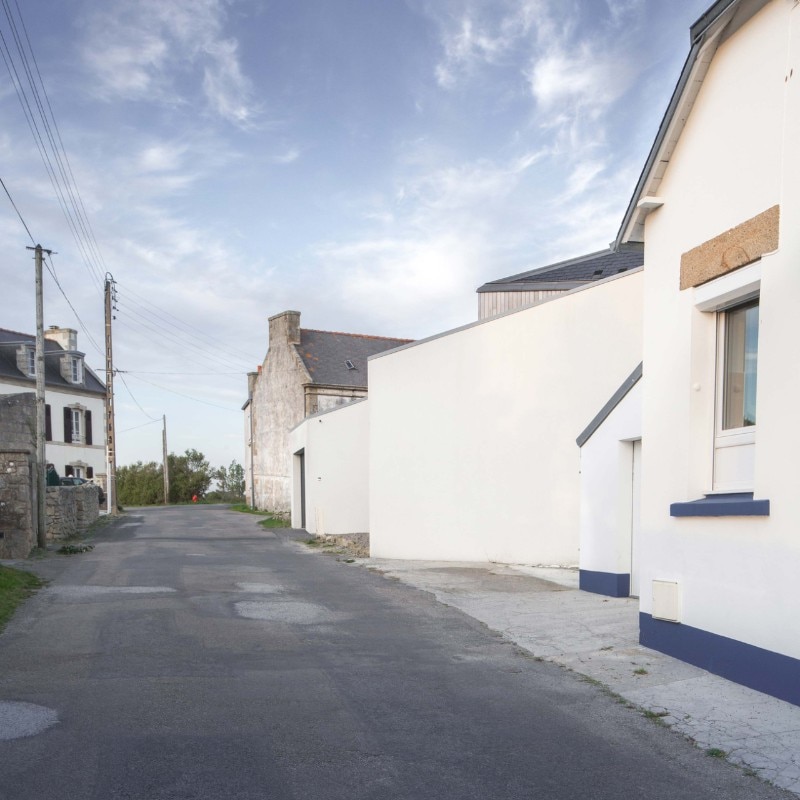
[359,557,800,796]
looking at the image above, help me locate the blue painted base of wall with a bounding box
[580,570,630,598]
[640,613,800,707]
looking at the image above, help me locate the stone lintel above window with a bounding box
[680,205,779,290]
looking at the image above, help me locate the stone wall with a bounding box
[0,393,37,558]
[0,451,36,558]
[45,485,99,541]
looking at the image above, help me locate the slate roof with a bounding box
[0,327,105,395]
[295,329,412,388]
[477,243,644,293]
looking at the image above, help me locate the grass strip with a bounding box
[0,565,43,632]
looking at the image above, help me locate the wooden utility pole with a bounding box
[27,244,51,548]
[162,414,169,504]
[104,275,118,515]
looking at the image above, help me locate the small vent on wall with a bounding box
[652,580,681,622]
[345,360,356,370]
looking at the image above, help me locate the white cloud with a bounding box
[81,0,258,126]
[271,147,301,165]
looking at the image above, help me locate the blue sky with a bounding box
[0,0,710,471]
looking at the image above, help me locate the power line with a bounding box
[117,418,162,435]
[0,175,34,243]
[124,372,240,412]
[117,371,160,421]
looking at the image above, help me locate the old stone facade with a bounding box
[0,393,37,558]
[244,311,410,514]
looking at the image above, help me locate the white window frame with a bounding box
[694,260,762,493]
[26,348,35,377]
[71,408,83,444]
[71,358,82,383]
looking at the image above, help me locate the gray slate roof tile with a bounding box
[477,243,644,293]
[0,327,105,395]
[295,329,411,387]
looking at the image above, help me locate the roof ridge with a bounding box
[0,326,35,339]
[300,327,412,342]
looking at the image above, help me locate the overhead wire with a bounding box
[117,371,160,422]
[116,282,262,368]
[1,2,258,413]
[114,299,256,374]
[0,0,105,293]
[124,372,241,412]
[0,175,35,243]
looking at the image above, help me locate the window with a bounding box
[26,349,35,377]
[64,406,85,444]
[71,358,82,383]
[45,404,52,442]
[721,300,759,430]
[713,298,759,491]
[71,408,82,443]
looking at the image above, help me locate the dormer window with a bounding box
[26,348,35,377]
[71,357,82,384]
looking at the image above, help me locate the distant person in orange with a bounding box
[192,494,198,503]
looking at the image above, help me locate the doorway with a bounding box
[630,439,642,597]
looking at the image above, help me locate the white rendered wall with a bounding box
[639,0,800,659]
[369,270,643,564]
[578,381,642,577]
[289,399,369,535]
[0,379,106,479]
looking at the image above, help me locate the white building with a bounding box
[290,267,643,567]
[0,326,106,485]
[612,0,800,705]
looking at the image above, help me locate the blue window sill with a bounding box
[670,492,769,517]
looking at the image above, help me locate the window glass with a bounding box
[71,358,82,383]
[722,300,759,430]
[71,409,82,442]
[27,349,35,376]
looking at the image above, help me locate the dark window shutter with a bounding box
[63,407,72,443]
[45,405,52,442]
[85,410,92,445]
[65,464,74,476]
[87,467,94,479]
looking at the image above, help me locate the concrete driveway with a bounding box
[0,505,792,799]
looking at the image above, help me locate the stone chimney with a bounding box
[44,326,78,352]
[268,310,301,348]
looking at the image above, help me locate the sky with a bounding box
[0,0,711,472]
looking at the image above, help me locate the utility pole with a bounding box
[104,274,118,515]
[27,244,52,548]
[162,414,169,504]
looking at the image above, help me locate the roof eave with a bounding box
[615,0,769,248]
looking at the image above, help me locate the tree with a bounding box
[213,460,246,501]
[117,461,163,506]
[168,449,212,503]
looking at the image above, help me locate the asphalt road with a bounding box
[0,506,791,800]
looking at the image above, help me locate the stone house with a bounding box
[243,310,409,513]
[0,326,106,486]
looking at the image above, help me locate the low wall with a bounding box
[46,485,99,541]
